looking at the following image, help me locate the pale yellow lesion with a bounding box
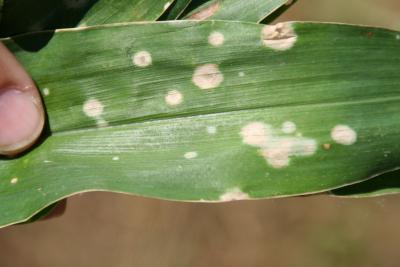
[240,122,271,147]
[42,88,50,96]
[219,187,250,202]
[240,121,317,169]
[261,22,297,51]
[281,121,296,134]
[187,2,220,20]
[132,51,152,68]
[83,98,108,128]
[165,90,183,106]
[331,125,357,145]
[83,98,104,118]
[208,31,225,47]
[192,64,224,90]
[207,126,217,134]
[184,151,198,159]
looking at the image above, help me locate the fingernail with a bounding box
[0,89,44,155]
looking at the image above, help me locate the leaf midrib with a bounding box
[51,93,400,137]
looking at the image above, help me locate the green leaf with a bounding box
[0,0,174,37]
[79,0,175,26]
[184,0,291,22]
[1,21,400,227]
[331,170,400,197]
[161,0,193,20]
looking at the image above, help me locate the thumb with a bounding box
[0,43,45,156]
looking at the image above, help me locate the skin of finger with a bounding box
[0,42,45,156]
[0,43,64,219]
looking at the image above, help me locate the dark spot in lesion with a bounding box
[323,143,331,150]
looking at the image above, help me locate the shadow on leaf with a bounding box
[0,0,98,51]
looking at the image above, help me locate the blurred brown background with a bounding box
[1,0,400,266]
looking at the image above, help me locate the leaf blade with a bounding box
[161,0,193,20]
[80,0,175,26]
[1,21,400,227]
[331,170,400,197]
[184,0,291,22]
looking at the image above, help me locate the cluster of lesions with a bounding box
[80,22,298,126]
[240,121,357,169]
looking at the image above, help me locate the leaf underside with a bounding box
[184,0,290,22]
[78,0,174,26]
[1,21,400,227]
[162,0,193,20]
[331,170,400,198]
